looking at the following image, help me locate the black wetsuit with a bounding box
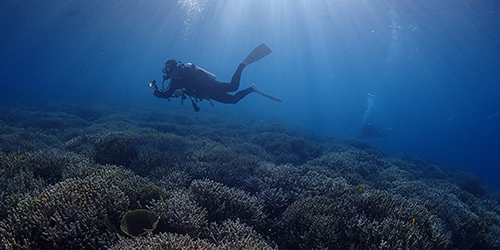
[156,63,253,104]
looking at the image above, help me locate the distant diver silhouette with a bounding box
[360,123,392,138]
[148,43,281,112]
[360,93,392,138]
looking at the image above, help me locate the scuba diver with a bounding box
[360,123,392,138]
[149,43,281,112]
[360,93,392,138]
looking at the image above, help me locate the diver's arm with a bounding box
[153,79,178,99]
[153,87,176,99]
[153,89,171,99]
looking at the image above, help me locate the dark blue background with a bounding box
[1,0,499,186]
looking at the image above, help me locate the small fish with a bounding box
[356,187,362,192]
[412,218,416,226]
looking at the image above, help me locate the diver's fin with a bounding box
[241,44,272,66]
[251,84,281,102]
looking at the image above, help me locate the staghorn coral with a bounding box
[157,170,194,191]
[376,166,416,186]
[0,147,163,218]
[0,128,57,153]
[109,219,276,250]
[64,131,141,168]
[304,150,383,182]
[252,132,322,165]
[203,219,277,249]
[190,179,266,226]
[1,103,500,249]
[94,131,139,167]
[255,162,306,192]
[2,149,92,183]
[357,190,451,249]
[129,132,190,177]
[183,145,263,188]
[278,189,451,250]
[0,149,94,221]
[255,162,346,199]
[458,192,500,249]
[63,163,167,211]
[108,232,216,250]
[148,189,208,237]
[0,176,129,249]
[258,187,294,219]
[278,195,360,249]
[384,179,480,250]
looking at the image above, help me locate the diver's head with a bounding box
[163,59,179,78]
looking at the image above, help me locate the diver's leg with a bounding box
[226,63,246,92]
[209,64,245,93]
[210,87,253,104]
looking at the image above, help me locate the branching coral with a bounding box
[0,176,129,249]
[108,219,277,250]
[304,150,383,181]
[190,179,266,226]
[278,189,451,249]
[94,131,139,167]
[203,219,277,249]
[108,232,216,250]
[64,131,141,168]
[183,145,263,188]
[0,129,56,153]
[0,149,94,221]
[258,187,294,219]
[1,104,499,250]
[252,132,322,165]
[62,163,168,211]
[148,189,208,237]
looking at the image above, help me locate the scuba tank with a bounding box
[183,62,216,80]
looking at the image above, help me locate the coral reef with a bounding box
[202,219,277,249]
[0,150,94,221]
[277,188,450,249]
[108,219,276,250]
[108,232,215,250]
[0,103,499,249]
[190,179,266,226]
[148,189,208,237]
[0,176,128,249]
[252,132,322,165]
[183,145,264,188]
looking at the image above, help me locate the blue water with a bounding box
[1,0,499,186]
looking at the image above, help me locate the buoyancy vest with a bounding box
[182,63,216,81]
[175,63,217,101]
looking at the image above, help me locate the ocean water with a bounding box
[2,0,498,186]
[1,0,500,249]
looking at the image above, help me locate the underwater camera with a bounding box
[148,80,158,90]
